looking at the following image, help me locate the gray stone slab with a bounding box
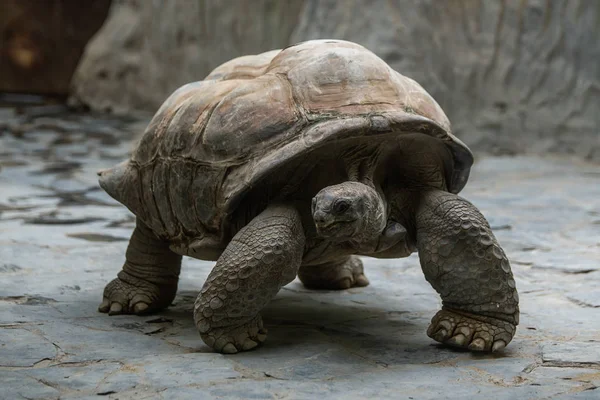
[568,289,600,308]
[35,320,187,363]
[136,353,241,388]
[0,371,60,400]
[533,366,600,400]
[0,327,57,367]
[542,342,600,366]
[1,110,600,399]
[552,390,600,400]
[26,362,122,393]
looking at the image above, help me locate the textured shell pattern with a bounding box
[99,40,473,241]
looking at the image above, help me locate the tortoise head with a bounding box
[312,182,386,243]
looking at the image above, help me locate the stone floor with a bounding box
[0,106,599,400]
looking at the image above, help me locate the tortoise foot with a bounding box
[98,272,176,315]
[427,309,516,352]
[198,315,268,354]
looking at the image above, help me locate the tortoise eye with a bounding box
[333,200,350,214]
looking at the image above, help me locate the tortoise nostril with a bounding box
[313,211,327,224]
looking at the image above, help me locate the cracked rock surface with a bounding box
[1,107,599,399]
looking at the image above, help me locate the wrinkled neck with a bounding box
[345,146,381,189]
[356,183,387,243]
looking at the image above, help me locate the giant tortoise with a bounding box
[98,39,519,354]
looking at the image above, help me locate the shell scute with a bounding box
[191,165,227,232]
[202,75,301,157]
[286,46,399,116]
[132,80,240,164]
[168,160,198,234]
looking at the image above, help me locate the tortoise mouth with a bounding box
[315,219,357,238]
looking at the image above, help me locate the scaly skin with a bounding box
[416,189,519,352]
[298,256,369,290]
[99,219,182,315]
[194,204,305,354]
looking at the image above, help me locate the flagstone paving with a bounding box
[1,107,599,399]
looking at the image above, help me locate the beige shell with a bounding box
[99,40,473,248]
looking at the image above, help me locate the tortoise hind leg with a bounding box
[415,189,519,352]
[298,256,369,290]
[98,218,181,315]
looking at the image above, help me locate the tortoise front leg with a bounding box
[416,189,519,352]
[194,204,305,354]
[99,219,182,315]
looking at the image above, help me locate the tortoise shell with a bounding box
[99,39,473,257]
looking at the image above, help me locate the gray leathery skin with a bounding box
[98,219,182,315]
[193,204,305,354]
[415,189,519,352]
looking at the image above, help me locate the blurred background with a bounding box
[2,0,599,162]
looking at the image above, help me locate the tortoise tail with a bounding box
[98,160,144,221]
[98,160,130,200]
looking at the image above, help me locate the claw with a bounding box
[438,319,453,332]
[337,278,352,289]
[468,338,486,351]
[98,298,110,313]
[354,274,370,287]
[133,302,149,314]
[492,340,507,352]
[257,328,268,342]
[432,328,448,342]
[455,326,473,338]
[202,335,216,347]
[429,318,453,337]
[257,333,267,342]
[108,302,123,315]
[447,333,467,347]
[242,339,258,351]
[427,323,435,337]
[222,343,238,354]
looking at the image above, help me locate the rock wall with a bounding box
[71,0,304,112]
[72,0,600,161]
